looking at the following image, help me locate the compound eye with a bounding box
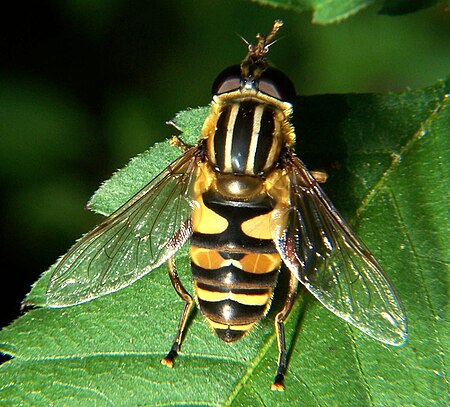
[258,79,282,99]
[258,67,296,101]
[212,65,242,95]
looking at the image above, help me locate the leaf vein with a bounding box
[345,325,375,406]
[389,189,449,389]
[353,92,448,222]
[51,379,115,406]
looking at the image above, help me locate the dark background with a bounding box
[1,1,449,329]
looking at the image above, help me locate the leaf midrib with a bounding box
[353,91,447,223]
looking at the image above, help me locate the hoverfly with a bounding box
[46,20,408,390]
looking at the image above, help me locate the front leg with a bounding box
[169,135,191,152]
[310,169,328,184]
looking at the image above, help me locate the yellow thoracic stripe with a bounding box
[245,104,264,174]
[196,286,270,306]
[223,103,240,172]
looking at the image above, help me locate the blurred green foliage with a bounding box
[0,1,448,326]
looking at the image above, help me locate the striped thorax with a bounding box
[203,89,295,176]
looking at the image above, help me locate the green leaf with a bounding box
[247,0,445,23]
[247,0,374,23]
[1,79,448,406]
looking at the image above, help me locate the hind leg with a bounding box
[271,272,299,391]
[161,256,195,367]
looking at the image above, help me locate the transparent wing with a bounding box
[272,153,407,346]
[47,146,200,307]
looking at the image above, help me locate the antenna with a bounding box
[240,20,284,80]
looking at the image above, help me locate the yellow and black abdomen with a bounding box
[189,95,292,342]
[190,188,281,342]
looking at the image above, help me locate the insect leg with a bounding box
[161,256,195,368]
[271,271,299,391]
[310,169,328,183]
[169,135,190,152]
